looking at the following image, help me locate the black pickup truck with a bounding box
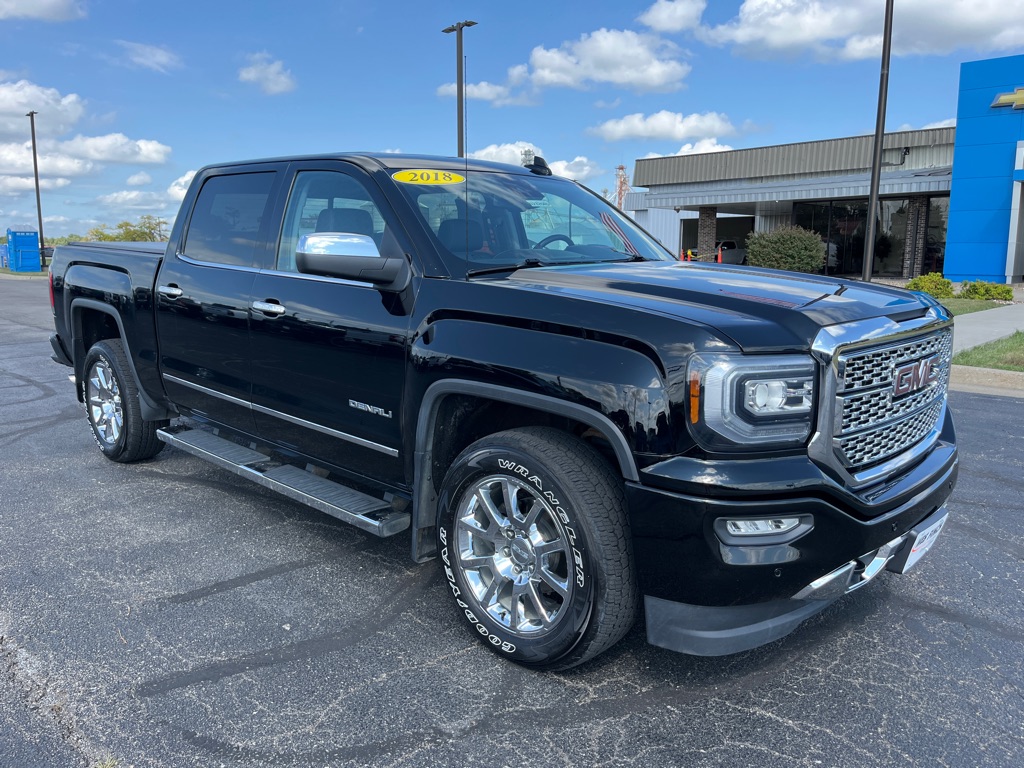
[48,153,958,669]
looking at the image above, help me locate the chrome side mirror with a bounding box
[296,233,408,290]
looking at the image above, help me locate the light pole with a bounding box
[442,20,476,158]
[26,110,45,265]
[861,0,894,282]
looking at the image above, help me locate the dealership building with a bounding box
[626,53,1024,284]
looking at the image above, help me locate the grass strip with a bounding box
[952,331,1024,372]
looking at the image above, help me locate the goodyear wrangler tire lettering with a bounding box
[439,525,516,654]
[436,427,638,670]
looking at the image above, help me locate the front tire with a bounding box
[437,427,637,670]
[83,339,166,462]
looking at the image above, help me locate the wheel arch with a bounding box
[410,379,638,562]
[70,298,175,421]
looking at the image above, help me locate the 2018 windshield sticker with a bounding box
[392,169,466,185]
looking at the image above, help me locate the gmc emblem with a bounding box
[893,355,940,397]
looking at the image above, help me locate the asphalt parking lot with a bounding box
[2,273,1022,768]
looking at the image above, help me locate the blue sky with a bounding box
[1,0,1023,238]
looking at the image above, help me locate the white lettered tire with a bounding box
[437,427,637,670]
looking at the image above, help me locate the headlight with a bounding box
[687,353,817,449]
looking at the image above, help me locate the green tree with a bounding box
[86,215,169,242]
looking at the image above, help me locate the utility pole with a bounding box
[442,20,476,158]
[26,110,45,265]
[862,0,894,282]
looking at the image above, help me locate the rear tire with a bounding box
[437,427,637,670]
[83,339,167,462]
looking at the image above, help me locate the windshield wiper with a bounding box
[465,251,653,278]
[465,258,546,277]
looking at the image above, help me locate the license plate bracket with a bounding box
[887,507,948,575]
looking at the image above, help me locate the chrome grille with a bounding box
[838,401,945,467]
[833,328,951,471]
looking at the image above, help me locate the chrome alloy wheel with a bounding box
[87,359,123,445]
[455,474,574,635]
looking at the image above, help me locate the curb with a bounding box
[949,364,1024,398]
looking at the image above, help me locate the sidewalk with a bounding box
[949,284,1024,398]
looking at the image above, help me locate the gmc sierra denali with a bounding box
[48,153,958,669]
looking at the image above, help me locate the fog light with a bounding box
[724,518,801,536]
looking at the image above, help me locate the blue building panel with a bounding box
[946,209,1014,244]
[949,143,1018,179]
[945,54,1024,283]
[952,112,1024,146]
[954,90,1024,123]
[946,177,1014,212]
[957,56,1024,90]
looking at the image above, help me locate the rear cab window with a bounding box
[183,172,276,267]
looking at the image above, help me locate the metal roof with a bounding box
[627,166,952,214]
[633,128,956,187]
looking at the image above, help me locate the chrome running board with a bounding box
[157,425,409,537]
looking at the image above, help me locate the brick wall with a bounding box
[901,197,929,278]
[697,206,717,262]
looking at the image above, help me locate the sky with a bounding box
[1,0,1023,239]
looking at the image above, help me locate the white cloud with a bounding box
[0,0,83,21]
[469,142,602,181]
[507,64,529,86]
[548,156,603,182]
[528,29,690,91]
[437,81,511,102]
[96,190,173,210]
[0,141,94,176]
[116,41,183,73]
[700,0,1024,59]
[56,133,171,164]
[381,148,402,154]
[591,110,735,141]
[638,1,706,33]
[238,53,296,95]
[470,141,543,167]
[440,28,689,108]
[0,80,85,139]
[0,175,70,195]
[899,118,956,131]
[643,138,734,158]
[167,170,196,201]
[126,171,152,186]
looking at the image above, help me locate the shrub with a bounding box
[906,272,954,299]
[958,280,1014,301]
[745,226,825,274]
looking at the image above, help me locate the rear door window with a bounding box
[183,172,276,267]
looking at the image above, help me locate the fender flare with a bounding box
[410,379,639,562]
[70,298,176,422]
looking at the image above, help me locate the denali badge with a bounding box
[349,399,393,418]
[892,355,940,397]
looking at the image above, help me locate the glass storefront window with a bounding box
[792,202,837,273]
[925,197,949,274]
[877,199,910,276]
[793,197,949,277]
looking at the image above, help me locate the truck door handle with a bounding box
[157,284,183,299]
[252,300,286,316]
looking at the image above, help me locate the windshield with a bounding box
[392,169,674,275]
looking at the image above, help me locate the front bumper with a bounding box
[644,505,948,656]
[626,408,958,656]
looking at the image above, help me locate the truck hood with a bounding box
[499,260,931,352]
